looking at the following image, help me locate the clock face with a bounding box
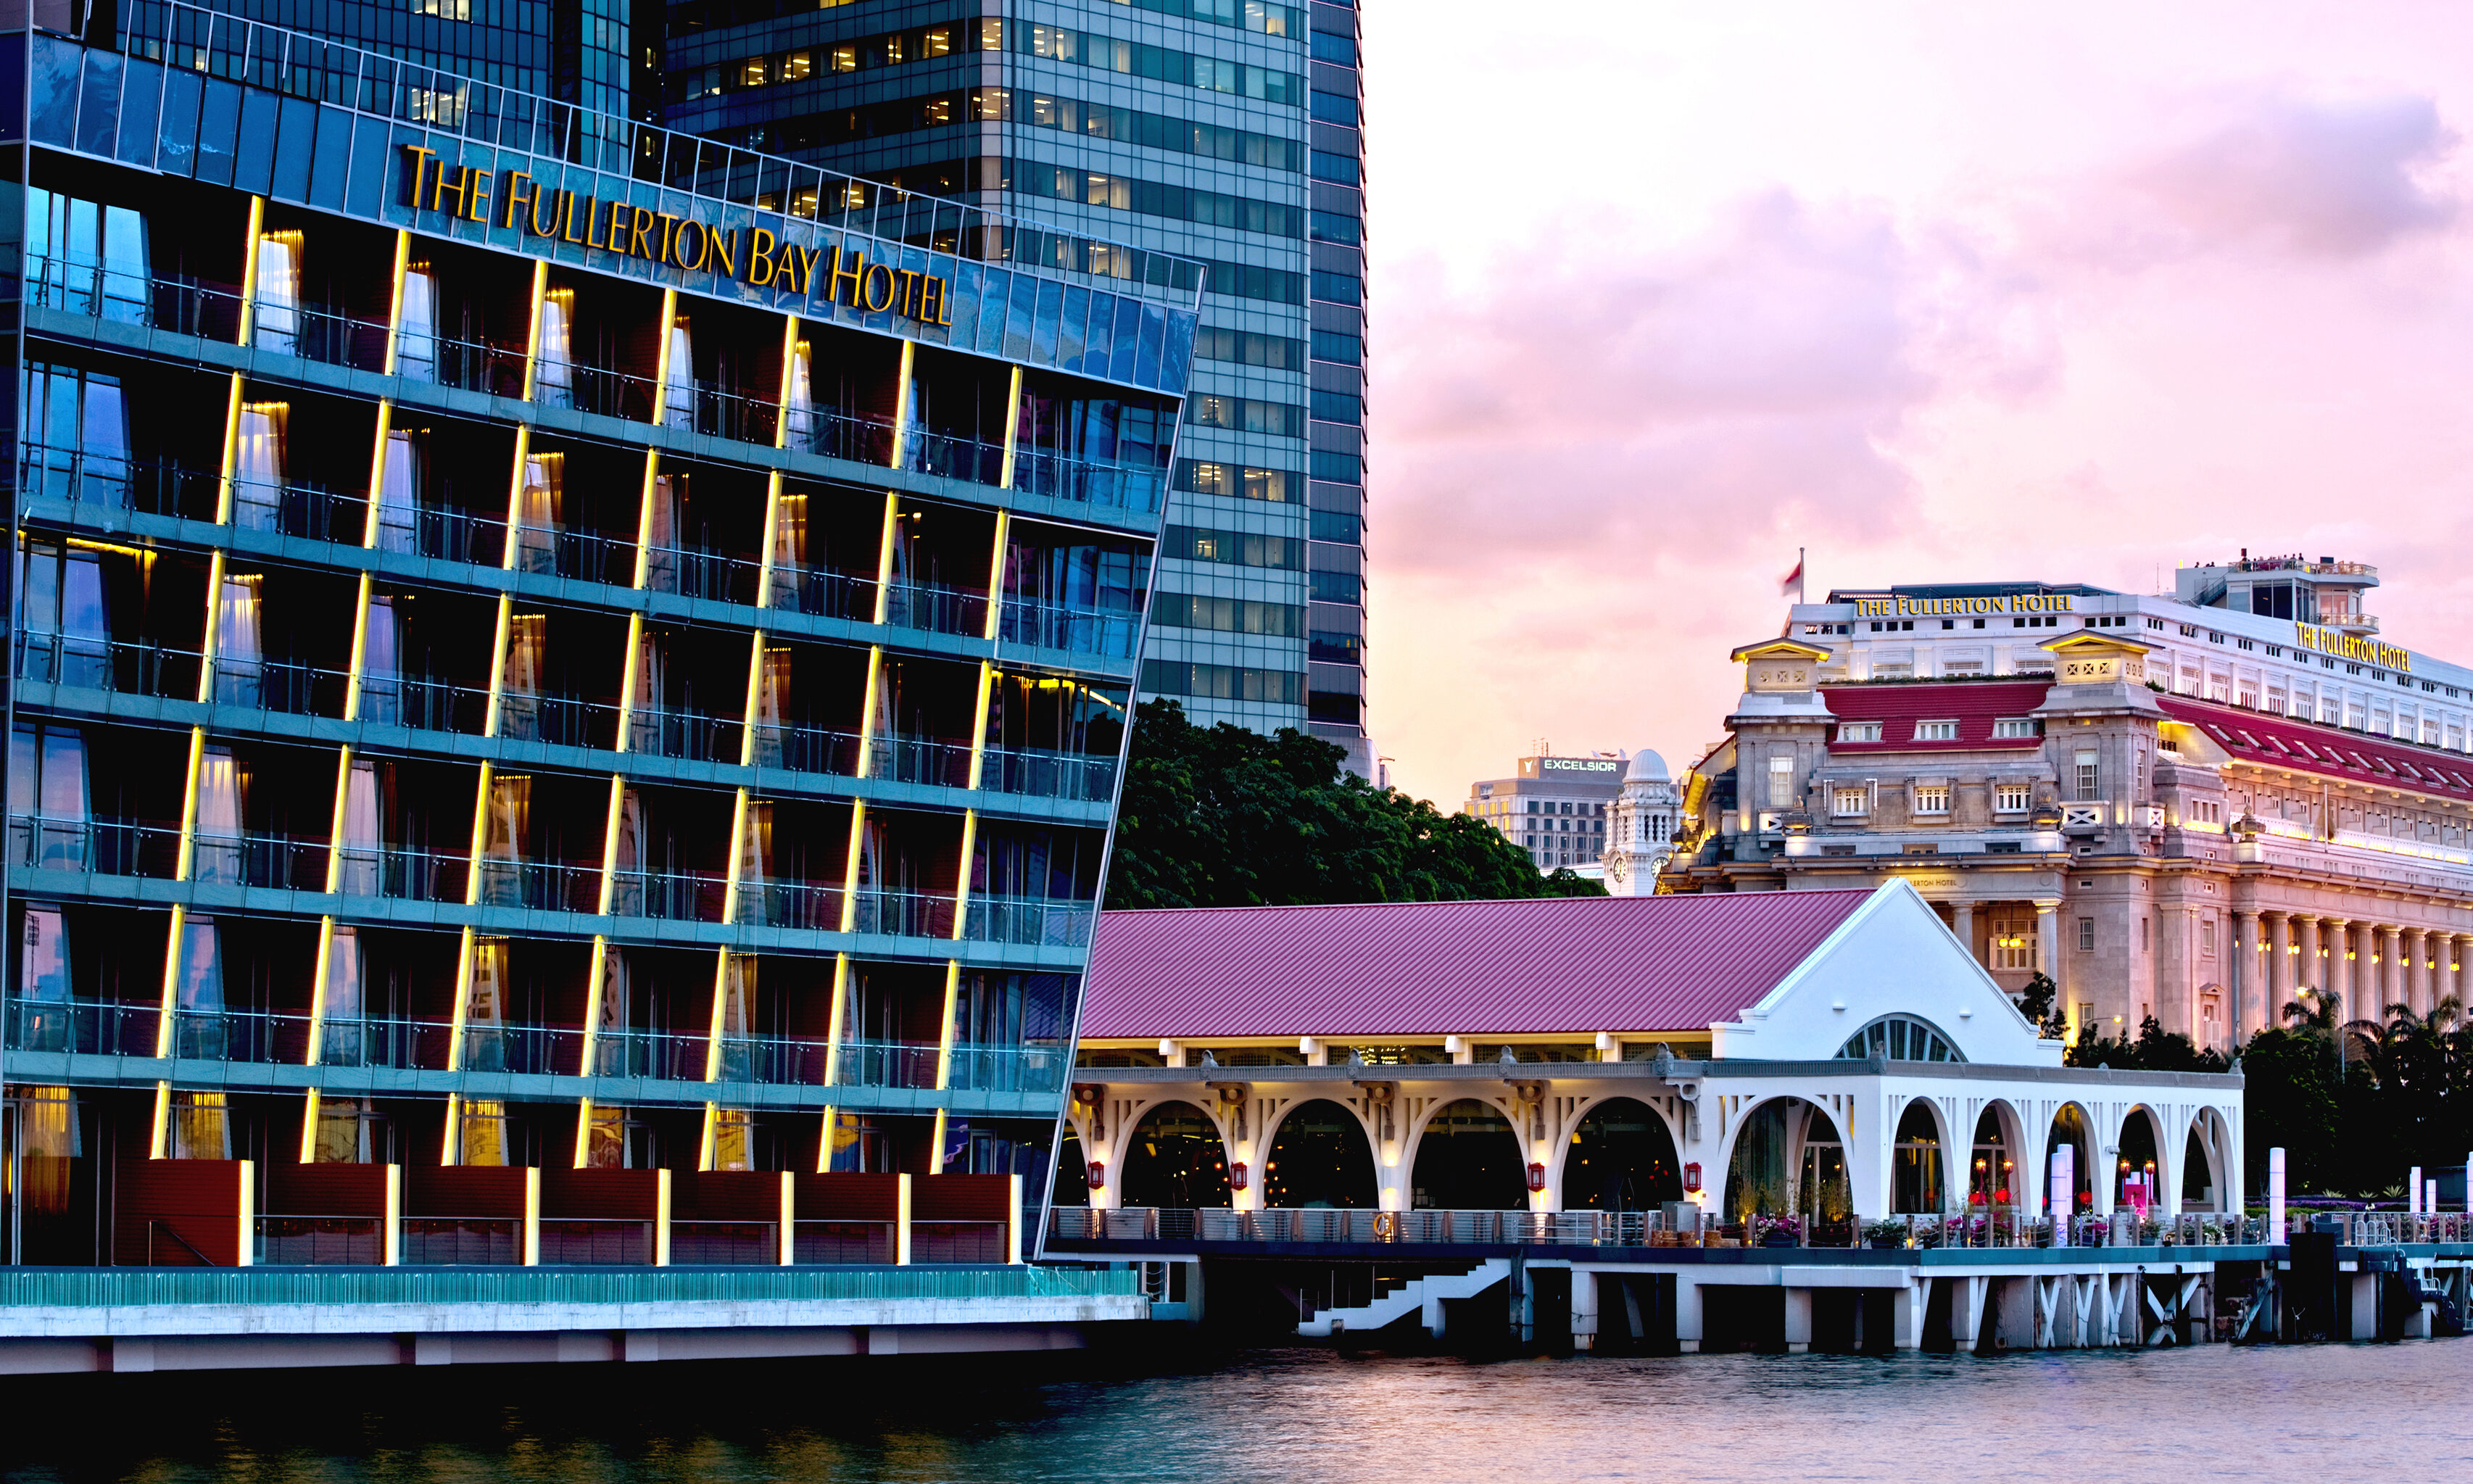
[1608,853,1628,884]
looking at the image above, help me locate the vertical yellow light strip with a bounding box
[523,1166,542,1263]
[887,339,916,470]
[481,594,513,739]
[822,953,851,1089]
[697,1102,720,1171]
[379,230,412,376]
[614,612,645,754]
[1005,1172,1023,1264]
[298,1087,322,1163]
[814,1106,837,1175]
[444,925,478,1074]
[778,1170,796,1266]
[210,374,243,527]
[631,452,663,591]
[982,510,1010,644]
[871,492,899,626]
[755,472,784,611]
[463,763,494,906]
[579,937,610,1077]
[384,1164,402,1265]
[894,1173,911,1266]
[649,288,679,428]
[500,424,532,571]
[703,946,734,1085]
[519,260,549,403]
[739,635,766,768]
[442,1094,462,1166]
[774,315,801,451]
[572,1095,596,1169]
[952,810,978,943]
[838,803,868,934]
[997,365,1023,489]
[360,402,394,548]
[930,1108,948,1176]
[149,1081,171,1158]
[655,1168,673,1266]
[196,551,228,703]
[343,575,374,721]
[932,958,961,1129]
[596,775,626,916]
[235,196,265,347]
[323,747,355,892]
[172,727,207,886]
[853,647,884,779]
[236,1158,255,1266]
[966,664,996,793]
[303,914,336,1070]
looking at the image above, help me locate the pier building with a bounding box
[1666,562,2473,1053]
[0,8,1186,1368]
[1035,882,2432,1352]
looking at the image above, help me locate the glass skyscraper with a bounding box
[651,0,1372,770]
[0,3,1195,1276]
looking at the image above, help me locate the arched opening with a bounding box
[1968,1106,2017,1211]
[2116,1107,2163,1211]
[1053,1127,1090,1207]
[1117,1101,1230,1209]
[1562,1098,1681,1212]
[1721,1099,1851,1234]
[2181,1118,2221,1211]
[1892,1100,1945,1213]
[1409,1099,1525,1210]
[2045,1104,2092,1214]
[1262,1099,1377,1209]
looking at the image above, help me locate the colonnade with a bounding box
[2234,911,2472,1037]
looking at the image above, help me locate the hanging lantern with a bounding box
[1526,1162,1547,1193]
[1230,1161,1249,1190]
[1683,1161,1703,1193]
[1086,1160,1105,1189]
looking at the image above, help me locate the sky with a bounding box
[1358,1,2473,807]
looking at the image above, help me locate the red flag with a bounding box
[1779,558,1803,597]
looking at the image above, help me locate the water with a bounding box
[5,1343,2469,1483]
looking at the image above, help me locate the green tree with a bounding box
[1105,700,1606,908]
[2238,1026,2344,1195]
[2014,972,2067,1039]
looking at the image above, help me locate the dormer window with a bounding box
[1914,720,1958,741]
[1992,718,2038,739]
[1839,722,1883,743]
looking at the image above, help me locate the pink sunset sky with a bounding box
[1358,2,2473,807]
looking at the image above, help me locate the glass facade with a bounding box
[653,0,1370,767]
[0,20,1194,1265]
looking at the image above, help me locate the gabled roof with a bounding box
[1820,681,2050,753]
[1731,638,1834,663]
[2037,629,2157,655]
[2160,695,2473,800]
[1078,891,1877,1041]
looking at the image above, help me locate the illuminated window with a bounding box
[1990,914,2037,971]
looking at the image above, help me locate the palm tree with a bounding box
[2284,987,2345,1068]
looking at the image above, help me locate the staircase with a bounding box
[1298,1259,1510,1338]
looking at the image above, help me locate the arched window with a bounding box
[1836,1014,1963,1063]
[1893,1101,1944,1214]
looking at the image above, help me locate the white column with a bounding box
[1782,1287,1813,1354]
[1675,1277,1704,1354]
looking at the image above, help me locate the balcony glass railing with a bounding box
[850,889,956,940]
[26,256,236,337]
[188,830,333,892]
[668,1220,779,1265]
[21,445,218,519]
[256,1216,384,1266]
[605,867,730,923]
[5,997,160,1055]
[229,471,379,547]
[977,745,1118,804]
[830,1038,941,1090]
[399,1217,519,1265]
[1010,449,1169,515]
[883,580,990,639]
[783,406,895,467]
[748,721,866,776]
[315,1016,455,1070]
[732,879,845,932]
[531,361,659,423]
[943,1042,1072,1095]
[869,734,974,789]
[331,843,473,904]
[681,380,781,447]
[903,428,1005,486]
[997,596,1142,659]
[7,814,183,878]
[494,691,622,750]
[357,674,494,735]
[165,1008,315,1064]
[763,565,879,622]
[962,895,1096,948]
[623,705,745,764]
[454,1021,584,1075]
[473,858,606,914]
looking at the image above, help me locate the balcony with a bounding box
[997,596,1141,660]
[977,745,1118,804]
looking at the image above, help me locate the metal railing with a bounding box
[747,722,865,776]
[962,895,1095,948]
[1010,449,1169,515]
[830,1038,942,1090]
[352,673,496,735]
[331,843,471,904]
[7,814,183,878]
[188,830,332,892]
[494,691,622,750]
[623,704,743,763]
[257,1216,384,1266]
[1049,1207,2282,1249]
[763,565,879,621]
[977,745,1117,803]
[883,579,990,639]
[585,1027,709,1081]
[792,1220,895,1264]
[733,879,845,932]
[165,1008,315,1064]
[399,1216,520,1265]
[911,1221,1006,1263]
[998,597,1143,658]
[942,1043,1070,1095]
[4,998,161,1056]
[668,1220,779,1266]
[453,1021,584,1076]
[605,867,729,923]
[473,857,606,914]
[316,1016,455,1071]
[849,890,956,940]
[783,407,895,467]
[903,428,1004,486]
[535,1219,655,1266]
[869,734,974,789]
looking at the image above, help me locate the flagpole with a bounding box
[1798,547,1806,605]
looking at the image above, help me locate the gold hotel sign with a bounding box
[1851,594,2076,618]
[403,148,955,325]
[2295,623,2411,672]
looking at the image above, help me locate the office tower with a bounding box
[4,8,1196,1272]
[1462,753,1623,875]
[652,0,1372,772]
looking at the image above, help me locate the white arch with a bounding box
[1544,1093,1689,1211]
[1254,1094,1380,1210]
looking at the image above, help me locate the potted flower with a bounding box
[1756,1214,1803,1248]
[1863,1218,1906,1249]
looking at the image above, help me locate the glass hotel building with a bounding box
[0,7,1199,1269]
[654,0,1373,771]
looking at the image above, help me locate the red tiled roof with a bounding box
[1079,891,1876,1040]
[2158,695,2473,799]
[1820,681,2050,753]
